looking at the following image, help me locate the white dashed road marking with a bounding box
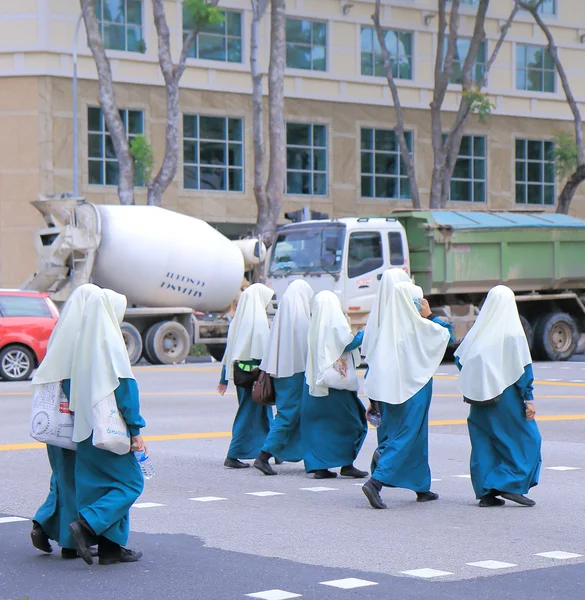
[132,502,165,509]
[401,568,454,578]
[246,590,302,600]
[300,487,338,492]
[545,466,581,471]
[0,517,28,524]
[536,551,584,560]
[189,496,228,502]
[467,560,517,570]
[453,474,472,479]
[246,491,286,497]
[319,578,378,589]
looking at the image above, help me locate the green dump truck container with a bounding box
[392,211,585,360]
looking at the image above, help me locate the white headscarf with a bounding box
[222,283,274,381]
[32,283,102,386]
[69,289,135,443]
[305,291,360,397]
[455,285,532,402]
[365,281,450,405]
[260,279,314,378]
[361,268,411,359]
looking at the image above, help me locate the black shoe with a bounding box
[31,522,52,554]
[340,465,369,479]
[362,479,387,509]
[61,547,98,559]
[68,519,96,565]
[372,451,381,470]
[254,456,277,476]
[416,491,439,503]
[498,491,536,507]
[479,494,506,508]
[224,458,250,469]
[99,547,143,566]
[313,469,337,479]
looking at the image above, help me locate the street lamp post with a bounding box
[72,12,84,197]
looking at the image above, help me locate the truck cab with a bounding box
[265,217,409,331]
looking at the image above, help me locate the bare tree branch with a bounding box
[372,0,420,208]
[250,0,270,234]
[81,0,134,205]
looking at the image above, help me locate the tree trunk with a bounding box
[148,0,220,207]
[81,0,134,205]
[263,0,286,246]
[250,0,270,233]
[557,164,585,214]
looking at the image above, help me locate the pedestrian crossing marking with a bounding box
[132,502,165,509]
[320,578,378,589]
[535,551,583,560]
[246,491,285,497]
[467,560,517,569]
[246,590,302,599]
[0,517,28,524]
[401,568,454,578]
[189,496,228,502]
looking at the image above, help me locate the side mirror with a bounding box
[254,241,261,258]
[324,236,338,253]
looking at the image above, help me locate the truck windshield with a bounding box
[269,223,346,275]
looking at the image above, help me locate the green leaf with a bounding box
[129,135,155,186]
[462,87,495,124]
[553,132,578,180]
[183,0,224,30]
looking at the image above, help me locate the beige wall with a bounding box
[2,74,585,287]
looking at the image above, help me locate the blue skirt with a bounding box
[76,436,144,546]
[33,445,78,549]
[261,373,305,462]
[302,386,367,473]
[373,379,433,493]
[227,385,272,460]
[468,388,542,499]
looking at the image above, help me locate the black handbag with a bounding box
[233,362,260,388]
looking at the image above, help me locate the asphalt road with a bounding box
[1,360,584,600]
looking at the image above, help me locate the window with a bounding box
[446,39,486,84]
[516,45,555,92]
[88,107,144,186]
[521,0,556,15]
[450,135,486,203]
[183,9,242,63]
[95,0,143,52]
[360,128,412,200]
[515,139,555,205]
[183,115,244,192]
[348,232,383,279]
[461,0,479,4]
[286,123,327,195]
[0,296,52,318]
[286,18,327,71]
[360,27,413,79]
[389,232,405,266]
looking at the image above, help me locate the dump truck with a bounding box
[24,196,264,365]
[265,211,585,361]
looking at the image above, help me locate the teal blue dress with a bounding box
[62,378,145,546]
[372,317,453,491]
[221,361,272,460]
[457,359,542,499]
[261,372,306,462]
[33,445,78,550]
[302,332,368,473]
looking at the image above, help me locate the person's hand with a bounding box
[131,435,147,453]
[217,383,228,396]
[525,401,536,420]
[367,400,380,418]
[419,298,432,318]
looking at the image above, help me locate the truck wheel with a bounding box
[533,312,578,361]
[121,323,143,366]
[519,316,534,350]
[145,321,191,365]
[206,344,226,362]
[577,334,585,356]
[0,345,35,381]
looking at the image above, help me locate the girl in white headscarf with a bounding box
[301,291,368,480]
[65,289,146,566]
[217,283,275,469]
[361,268,411,472]
[362,281,453,509]
[30,283,101,559]
[253,280,314,475]
[455,285,541,508]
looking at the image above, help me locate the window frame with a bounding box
[449,134,487,204]
[0,296,53,318]
[87,106,145,188]
[445,37,487,86]
[514,138,556,206]
[347,231,384,279]
[285,17,328,72]
[515,43,556,93]
[182,114,245,193]
[285,122,328,197]
[183,8,243,64]
[95,0,144,53]
[360,127,413,201]
[360,26,414,80]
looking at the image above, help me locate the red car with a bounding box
[0,290,59,381]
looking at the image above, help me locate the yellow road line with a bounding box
[3,413,585,452]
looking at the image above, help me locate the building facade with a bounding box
[1,0,585,286]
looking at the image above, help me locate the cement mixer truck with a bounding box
[24,195,264,365]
